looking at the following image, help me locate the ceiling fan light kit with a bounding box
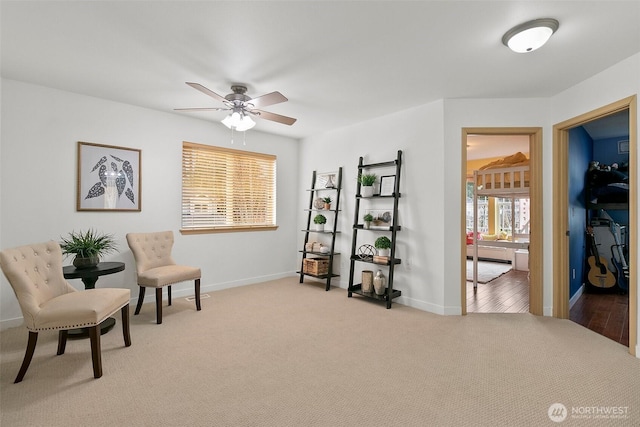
[175,82,297,134]
[502,18,559,53]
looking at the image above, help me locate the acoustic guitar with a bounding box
[586,226,616,288]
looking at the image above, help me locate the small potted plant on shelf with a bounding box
[322,196,332,210]
[363,213,374,229]
[60,229,118,269]
[374,236,392,257]
[313,214,327,232]
[358,173,377,197]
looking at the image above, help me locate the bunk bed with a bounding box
[470,152,530,291]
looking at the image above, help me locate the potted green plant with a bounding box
[358,173,377,197]
[60,229,118,269]
[363,213,374,229]
[322,196,332,210]
[313,214,327,231]
[374,236,392,257]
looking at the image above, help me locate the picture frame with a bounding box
[77,141,141,211]
[315,171,338,189]
[365,209,393,230]
[618,139,629,154]
[379,175,396,196]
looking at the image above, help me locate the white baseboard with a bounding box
[569,284,585,309]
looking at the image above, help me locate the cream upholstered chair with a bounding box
[126,231,201,324]
[0,241,131,383]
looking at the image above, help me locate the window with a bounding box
[181,141,277,233]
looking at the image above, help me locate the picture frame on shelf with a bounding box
[77,141,141,211]
[379,175,396,196]
[365,209,393,229]
[315,171,338,189]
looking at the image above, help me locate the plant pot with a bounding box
[377,248,391,257]
[364,221,371,229]
[73,256,99,269]
[361,186,374,197]
[324,203,331,210]
[314,223,325,232]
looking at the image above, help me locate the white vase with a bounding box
[314,223,324,232]
[361,186,374,197]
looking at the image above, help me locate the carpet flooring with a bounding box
[1,276,639,426]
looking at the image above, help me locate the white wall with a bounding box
[442,98,551,313]
[0,79,300,328]
[300,100,450,313]
[550,52,640,356]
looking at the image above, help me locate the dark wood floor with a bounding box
[466,269,529,313]
[570,289,629,347]
[466,263,629,347]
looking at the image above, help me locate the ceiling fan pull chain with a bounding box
[230,127,235,144]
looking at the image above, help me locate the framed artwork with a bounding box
[379,175,396,196]
[618,139,629,154]
[315,171,338,189]
[77,141,141,211]
[365,209,393,229]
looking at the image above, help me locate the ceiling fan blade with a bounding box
[253,109,297,126]
[185,82,227,103]
[174,107,227,112]
[246,91,288,109]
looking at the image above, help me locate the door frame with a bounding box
[552,95,637,356]
[461,127,543,315]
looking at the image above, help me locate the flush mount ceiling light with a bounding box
[502,18,559,53]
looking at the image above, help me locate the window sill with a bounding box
[180,225,279,234]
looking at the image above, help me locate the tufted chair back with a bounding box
[1,240,132,383]
[0,241,76,331]
[126,231,177,274]
[125,230,201,324]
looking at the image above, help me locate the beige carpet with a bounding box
[467,259,512,283]
[1,277,639,426]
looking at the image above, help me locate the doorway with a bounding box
[461,127,543,315]
[552,96,637,355]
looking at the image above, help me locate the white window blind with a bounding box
[181,142,277,233]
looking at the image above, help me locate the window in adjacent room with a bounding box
[181,141,277,233]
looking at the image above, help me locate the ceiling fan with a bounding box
[175,82,297,130]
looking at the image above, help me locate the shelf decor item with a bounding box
[357,244,375,261]
[358,173,377,197]
[363,213,373,229]
[60,229,118,269]
[313,214,327,231]
[374,236,392,257]
[362,270,374,292]
[373,270,387,295]
[322,196,332,210]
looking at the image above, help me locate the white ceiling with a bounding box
[1,1,639,140]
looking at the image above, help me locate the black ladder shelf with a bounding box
[348,150,402,308]
[298,167,342,291]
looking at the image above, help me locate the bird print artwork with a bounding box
[83,150,137,207]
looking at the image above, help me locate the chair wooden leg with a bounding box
[134,286,146,315]
[15,331,38,383]
[57,330,68,355]
[195,279,201,311]
[89,325,102,379]
[155,288,163,324]
[168,285,172,306]
[121,304,131,347]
